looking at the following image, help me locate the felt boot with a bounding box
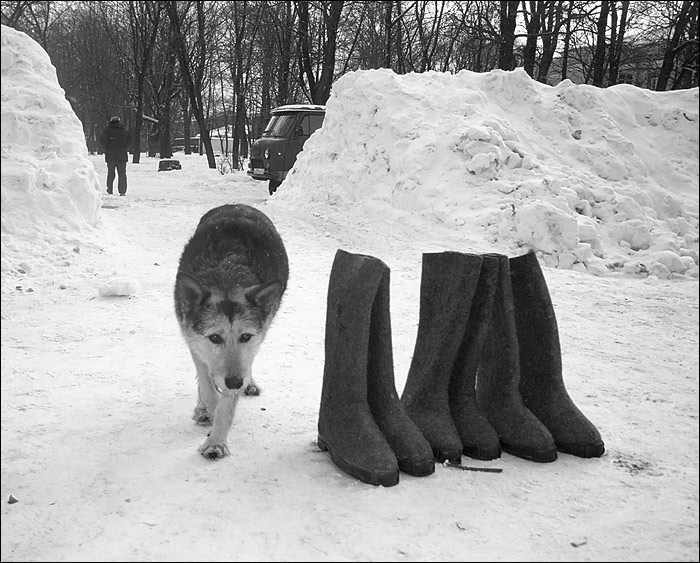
[476,254,558,463]
[401,252,483,463]
[319,250,433,486]
[509,251,605,458]
[448,254,502,460]
[366,258,435,477]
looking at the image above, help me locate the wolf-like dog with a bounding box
[174,204,289,459]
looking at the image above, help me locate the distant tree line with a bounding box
[2,0,698,170]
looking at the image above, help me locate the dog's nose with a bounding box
[224,375,243,390]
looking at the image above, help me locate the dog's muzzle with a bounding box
[224,375,244,390]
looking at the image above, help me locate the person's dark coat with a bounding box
[99,121,131,162]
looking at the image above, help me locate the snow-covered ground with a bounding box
[1,24,699,562]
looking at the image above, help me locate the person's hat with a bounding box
[109,116,121,124]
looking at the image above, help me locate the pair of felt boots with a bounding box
[318,249,605,487]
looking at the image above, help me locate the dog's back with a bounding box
[177,203,289,292]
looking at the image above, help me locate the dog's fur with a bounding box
[174,204,289,458]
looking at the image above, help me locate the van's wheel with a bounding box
[268,179,282,195]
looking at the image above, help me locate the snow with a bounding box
[0,26,102,278]
[1,24,699,562]
[277,69,699,279]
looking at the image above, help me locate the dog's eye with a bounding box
[208,334,224,345]
[239,333,252,343]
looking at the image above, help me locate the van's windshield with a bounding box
[262,114,296,138]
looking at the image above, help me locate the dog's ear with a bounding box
[176,272,210,315]
[245,281,283,316]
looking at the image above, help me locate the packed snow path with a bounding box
[2,157,698,561]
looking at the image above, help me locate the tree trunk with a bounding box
[384,0,393,68]
[133,75,145,163]
[166,0,216,168]
[159,108,172,159]
[561,0,573,80]
[396,0,405,73]
[592,0,609,86]
[276,1,294,106]
[182,91,192,155]
[521,1,539,78]
[128,0,162,165]
[656,0,693,90]
[498,1,519,71]
[297,0,344,104]
[674,0,698,89]
[608,0,629,85]
[316,1,343,102]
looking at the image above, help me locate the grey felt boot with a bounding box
[318,250,433,487]
[401,252,483,463]
[509,251,605,458]
[448,254,502,460]
[476,254,558,463]
[366,258,435,477]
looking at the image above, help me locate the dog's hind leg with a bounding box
[198,392,240,459]
[191,353,217,426]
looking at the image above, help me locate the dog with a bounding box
[174,204,289,459]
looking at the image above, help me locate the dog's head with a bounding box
[175,272,284,392]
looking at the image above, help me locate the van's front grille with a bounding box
[249,158,264,168]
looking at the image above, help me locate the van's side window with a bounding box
[299,116,311,136]
[300,114,324,136]
[309,114,324,134]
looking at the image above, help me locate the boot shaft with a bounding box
[322,250,388,407]
[509,251,563,383]
[403,252,483,407]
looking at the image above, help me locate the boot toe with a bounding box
[556,440,605,458]
[396,456,435,477]
[318,436,400,487]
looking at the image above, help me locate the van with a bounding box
[247,104,325,194]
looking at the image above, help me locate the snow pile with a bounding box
[275,69,699,278]
[97,276,141,297]
[0,25,103,277]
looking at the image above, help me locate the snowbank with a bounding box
[0,25,103,277]
[274,69,699,278]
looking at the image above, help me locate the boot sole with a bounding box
[432,446,463,464]
[462,444,502,461]
[501,442,558,463]
[318,436,400,487]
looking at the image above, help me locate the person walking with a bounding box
[98,116,131,196]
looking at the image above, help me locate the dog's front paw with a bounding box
[192,407,212,426]
[198,440,230,459]
[244,381,261,396]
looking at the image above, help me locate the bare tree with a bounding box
[408,1,448,71]
[166,0,217,168]
[520,0,542,77]
[536,1,567,82]
[591,0,610,86]
[222,0,263,166]
[296,0,344,104]
[656,0,698,90]
[5,0,697,170]
[128,0,163,164]
[1,0,73,48]
[607,0,630,85]
[498,0,519,70]
[1,0,33,27]
[146,21,180,159]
